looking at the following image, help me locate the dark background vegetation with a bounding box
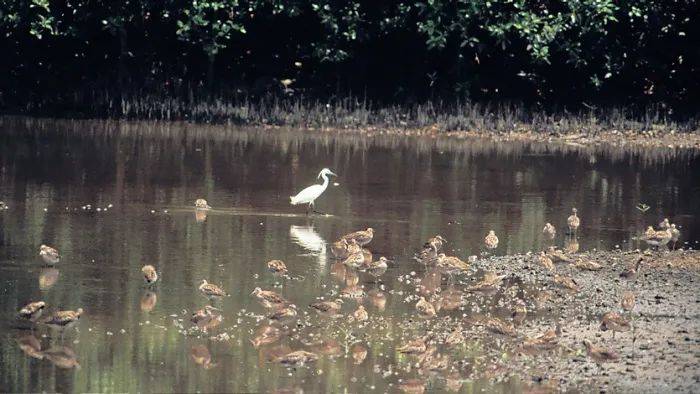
[1,1,698,127]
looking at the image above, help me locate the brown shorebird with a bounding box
[330,238,350,259]
[397,335,431,354]
[39,244,60,264]
[194,199,211,209]
[542,223,556,239]
[353,305,369,322]
[342,251,366,269]
[583,340,619,362]
[363,256,388,277]
[621,291,635,312]
[266,260,288,275]
[522,325,560,350]
[620,257,644,279]
[554,274,579,292]
[445,326,464,347]
[141,265,159,284]
[547,246,574,263]
[199,280,228,298]
[567,208,580,235]
[600,311,631,338]
[18,301,46,321]
[484,230,499,250]
[511,299,527,326]
[642,228,672,247]
[658,218,670,230]
[341,228,374,246]
[467,272,505,292]
[397,379,425,393]
[670,224,681,247]
[436,253,470,275]
[310,299,343,317]
[42,308,83,334]
[268,304,297,321]
[574,259,602,271]
[251,288,289,309]
[537,252,555,272]
[423,235,446,252]
[340,284,366,300]
[481,316,517,337]
[275,350,319,365]
[415,297,436,318]
[191,306,220,325]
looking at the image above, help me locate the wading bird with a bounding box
[583,340,619,362]
[290,168,337,214]
[567,208,580,235]
[199,280,228,298]
[484,230,499,250]
[266,260,288,276]
[542,223,556,239]
[39,244,60,265]
[141,265,158,284]
[18,301,46,321]
[342,228,374,246]
[194,199,211,209]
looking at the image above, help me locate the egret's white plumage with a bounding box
[290,168,337,212]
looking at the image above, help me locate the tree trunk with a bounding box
[206,52,216,90]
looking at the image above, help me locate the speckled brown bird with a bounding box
[199,280,228,298]
[42,308,83,329]
[309,299,343,317]
[275,350,319,365]
[341,228,374,246]
[342,251,366,269]
[620,257,644,279]
[353,305,368,322]
[574,259,602,271]
[194,198,211,209]
[330,238,350,259]
[547,247,574,264]
[467,271,505,292]
[268,304,297,321]
[397,336,430,355]
[191,305,220,325]
[18,301,46,321]
[482,316,517,337]
[39,244,60,264]
[554,274,579,292]
[141,265,159,284]
[266,260,288,275]
[621,291,635,312]
[424,235,446,252]
[415,297,436,318]
[484,230,499,249]
[542,223,556,239]
[251,288,289,308]
[436,253,470,275]
[340,285,366,300]
[600,311,631,337]
[537,252,555,272]
[583,340,619,362]
[567,208,580,234]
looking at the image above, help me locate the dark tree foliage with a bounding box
[1,0,697,114]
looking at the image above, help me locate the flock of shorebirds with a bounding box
[10,194,684,379]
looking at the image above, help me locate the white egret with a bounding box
[290,168,337,214]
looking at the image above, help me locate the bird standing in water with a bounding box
[141,265,159,284]
[542,223,556,239]
[290,168,337,214]
[567,208,580,235]
[39,245,60,265]
[484,230,499,250]
[195,199,211,209]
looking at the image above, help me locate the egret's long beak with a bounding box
[329,171,338,177]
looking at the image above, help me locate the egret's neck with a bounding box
[319,173,330,190]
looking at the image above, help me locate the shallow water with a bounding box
[0,117,698,392]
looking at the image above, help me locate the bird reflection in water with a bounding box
[39,268,60,291]
[190,344,216,369]
[140,291,157,312]
[17,333,43,360]
[289,225,326,266]
[42,346,80,369]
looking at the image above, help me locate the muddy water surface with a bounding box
[0,118,698,392]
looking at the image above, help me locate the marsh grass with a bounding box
[12,88,699,135]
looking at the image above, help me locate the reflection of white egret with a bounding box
[290,225,327,266]
[290,168,337,214]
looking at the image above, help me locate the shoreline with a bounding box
[2,113,699,151]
